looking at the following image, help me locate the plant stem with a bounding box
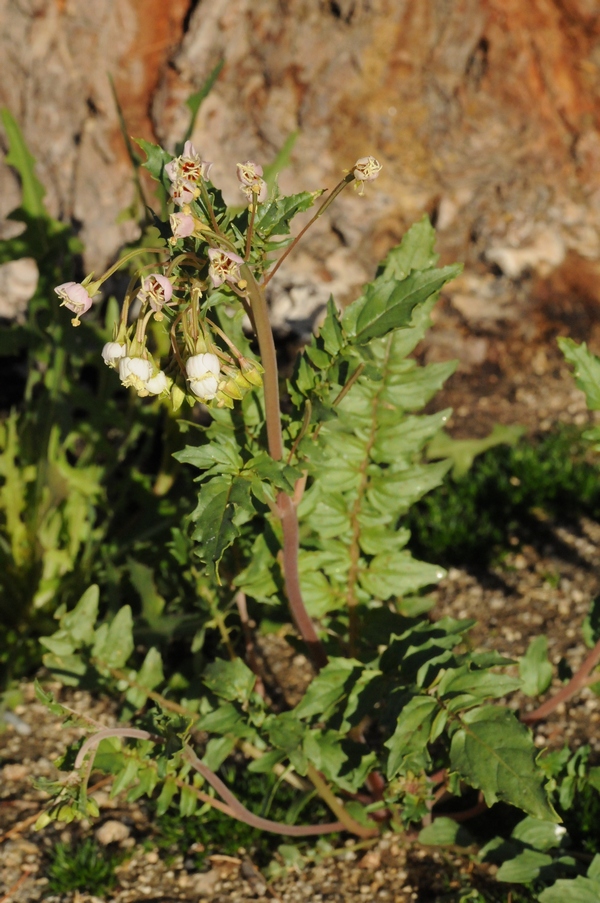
[262,173,354,287]
[184,746,347,836]
[521,635,600,724]
[306,765,378,838]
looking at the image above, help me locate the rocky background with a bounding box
[1,0,600,415]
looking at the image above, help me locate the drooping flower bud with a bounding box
[119,356,153,393]
[101,341,126,369]
[54,282,94,326]
[352,156,382,195]
[186,352,221,402]
[207,249,244,288]
[137,274,173,315]
[144,370,169,395]
[169,212,195,239]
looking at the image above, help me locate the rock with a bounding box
[190,869,219,896]
[2,762,29,782]
[0,258,38,320]
[95,819,131,845]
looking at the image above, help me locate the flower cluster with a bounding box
[54,152,380,412]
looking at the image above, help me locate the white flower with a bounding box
[186,353,221,402]
[185,352,221,380]
[119,356,153,392]
[144,371,168,395]
[189,375,220,401]
[101,341,126,368]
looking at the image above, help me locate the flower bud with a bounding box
[236,161,267,205]
[189,375,220,402]
[54,281,94,325]
[144,371,169,395]
[119,356,153,392]
[101,341,126,368]
[240,358,264,388]
[185,352,221,381]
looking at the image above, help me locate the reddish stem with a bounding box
[521,635,600,724]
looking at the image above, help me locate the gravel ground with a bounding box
[3,307,600,901]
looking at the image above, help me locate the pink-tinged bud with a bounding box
[185,352,221,381]
[137,274,173,313]
[101,341,126,368]
[144,370,168,395]
[169,212,195,239]
[119,356,153,392]
[207,248,244,288]
[353,156,382,184]
[54,282,94,325]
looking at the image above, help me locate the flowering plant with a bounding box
[38,138,569,847]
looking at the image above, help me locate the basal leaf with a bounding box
[92,606,134,669]
[511,816,567,852]
[495,849,554,884]
[437,665,521,713]
[418,816,474,848]
[61,584,99,645]
[203,658,256,703]
[295,658,361,720]
[125,647,164,709]
[538,876,600,903]
[385,695,439,778]
[519,635,554,697]
[450,706,558,821]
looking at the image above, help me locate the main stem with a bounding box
[241,264,327,670]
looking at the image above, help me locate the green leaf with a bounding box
[359,551,444,599]
[450,706,558,821]
[1,108,48,221]
[92,606,134,669]
[519,635,554,697]
[255,190,324,237]
[196,703,242,734]
[127,560,166,628]
[559,337,600,410]
[380,215,439,279]
[495,848,554,884]
[385,696,439,778]
[345,264,462,345]
[203,735,236,771]
[156,777,178,816]
[61,585,99,645]
[437,665,521,713]
[39,630,76,657]
[181,59,224,147]
[426,423,525,479]
[418,817,474,847]
[265,711,308,753]
[295,658,360,720]
[111,758,139,798]
[511,816,567,852]
[125,648,164,709]
[175,439,243,476]
[262,131,299,190]
[539,876,600,903]
[41,652,87,685]
[134,138,173,183]
[203,658,256,703]
[191,475,253,577]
